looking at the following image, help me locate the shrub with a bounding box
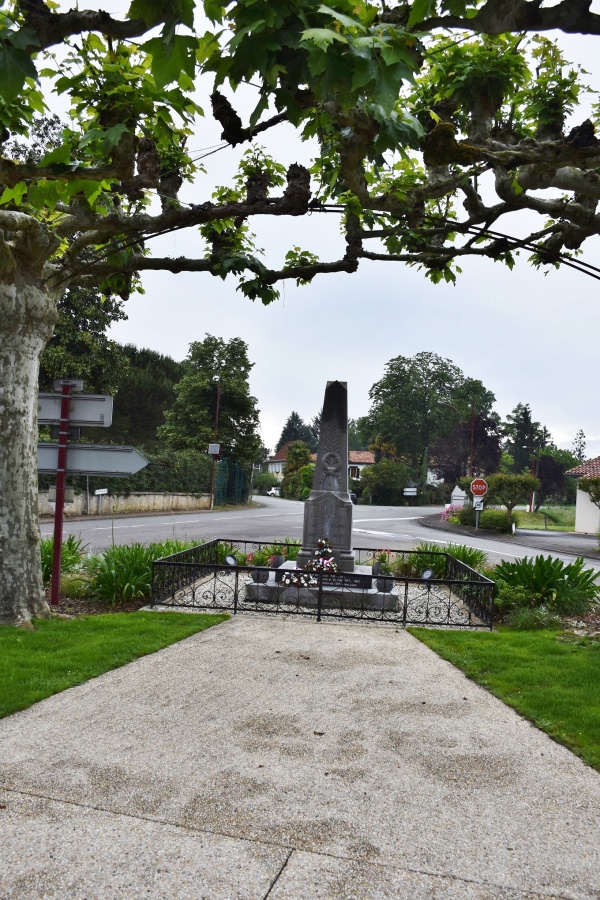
[254,472,279,493]
[494,583,544,617]
[40,535,87,584]
[479,509,513,533]
[458,505,475,526]
[441,504,463,523]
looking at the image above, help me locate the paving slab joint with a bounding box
[262,848,294,899]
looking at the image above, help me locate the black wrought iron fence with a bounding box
[151,540,495,629]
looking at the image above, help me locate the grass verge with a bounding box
[0,612,228,719]
[513,507,575,531]
[409,627,600,772]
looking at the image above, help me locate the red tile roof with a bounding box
[270,445,375,465]
[269,441,294,462]
[566,456,600,478]
[348,450,375,465]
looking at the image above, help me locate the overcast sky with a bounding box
[69,4,599,459]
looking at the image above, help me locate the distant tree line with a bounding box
[275,352,585,507]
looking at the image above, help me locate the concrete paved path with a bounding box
[1,616,599,898]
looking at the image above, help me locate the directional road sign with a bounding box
[37,443,148,477]
[470,478,488,497]
[38,393,113,427]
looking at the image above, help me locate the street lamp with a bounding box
[209,375,221,510]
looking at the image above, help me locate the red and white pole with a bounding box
[50,382,71,606]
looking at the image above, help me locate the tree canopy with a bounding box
[364,351,497,471]
[3,0,600,624]
[276,411,318,453]
[158,334,262,470]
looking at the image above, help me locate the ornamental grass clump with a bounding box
[407,543,447,578]
[40,535,87,584]
[445,543,488,572]
[84,543,155,605]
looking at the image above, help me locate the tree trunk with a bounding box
[0,277,57,625]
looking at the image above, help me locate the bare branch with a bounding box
[15,7,165,53]
[383,0,600,37]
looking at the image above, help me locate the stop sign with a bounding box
[471,478,488,497]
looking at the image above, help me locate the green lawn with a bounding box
[514,506,576,531]
[409,627,600,771]
[0,612,228,719]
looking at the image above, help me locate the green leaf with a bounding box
[372,63,404,114]
[127,0,164,26]
[27,180,65,212]
[143,35,198,89]
[301,28,347,50]
[0,182,28,206]
[203,0,224,24]
[407,0,437,27]
[0,45,37,101]
[101,124,129,152]
[317,5,366,31]
[38,145,72,167]
[7,26,40,51]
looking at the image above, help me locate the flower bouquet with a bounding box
[305,538,340,573]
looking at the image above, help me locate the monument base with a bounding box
[243,562,399,612]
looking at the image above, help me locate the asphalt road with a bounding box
[40,496,600,570]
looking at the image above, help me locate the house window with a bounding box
[348,466,360,479]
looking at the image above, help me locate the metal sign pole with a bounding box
[50,382,71,606]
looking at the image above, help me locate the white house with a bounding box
[565,456,600,534]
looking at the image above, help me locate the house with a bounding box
[267,441,294,480]
[348,450,375,480]
[267,443,375,481]
[565,456,600,534]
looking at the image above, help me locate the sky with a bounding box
[56,3,600,459]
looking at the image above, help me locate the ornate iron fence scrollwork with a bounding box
[151,541,495,629]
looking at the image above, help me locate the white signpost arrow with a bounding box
[38,443,148,477]
[38,393,113,427]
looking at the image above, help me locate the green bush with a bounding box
[254,472,278,493]
[494,583,544,617]
[457,505,513,533]
[479,508,512,533]
[40,535,87,585]
[457,506,475,526]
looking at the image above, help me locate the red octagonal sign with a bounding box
[471,478,488,497]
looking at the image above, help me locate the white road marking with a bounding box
[354,517,424,522]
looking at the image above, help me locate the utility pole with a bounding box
[209,376,221,510]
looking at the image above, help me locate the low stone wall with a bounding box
[38,491,210,517]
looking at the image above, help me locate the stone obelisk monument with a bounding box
[296,381,355,573]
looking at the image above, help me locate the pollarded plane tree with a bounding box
[2,0,600,624]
